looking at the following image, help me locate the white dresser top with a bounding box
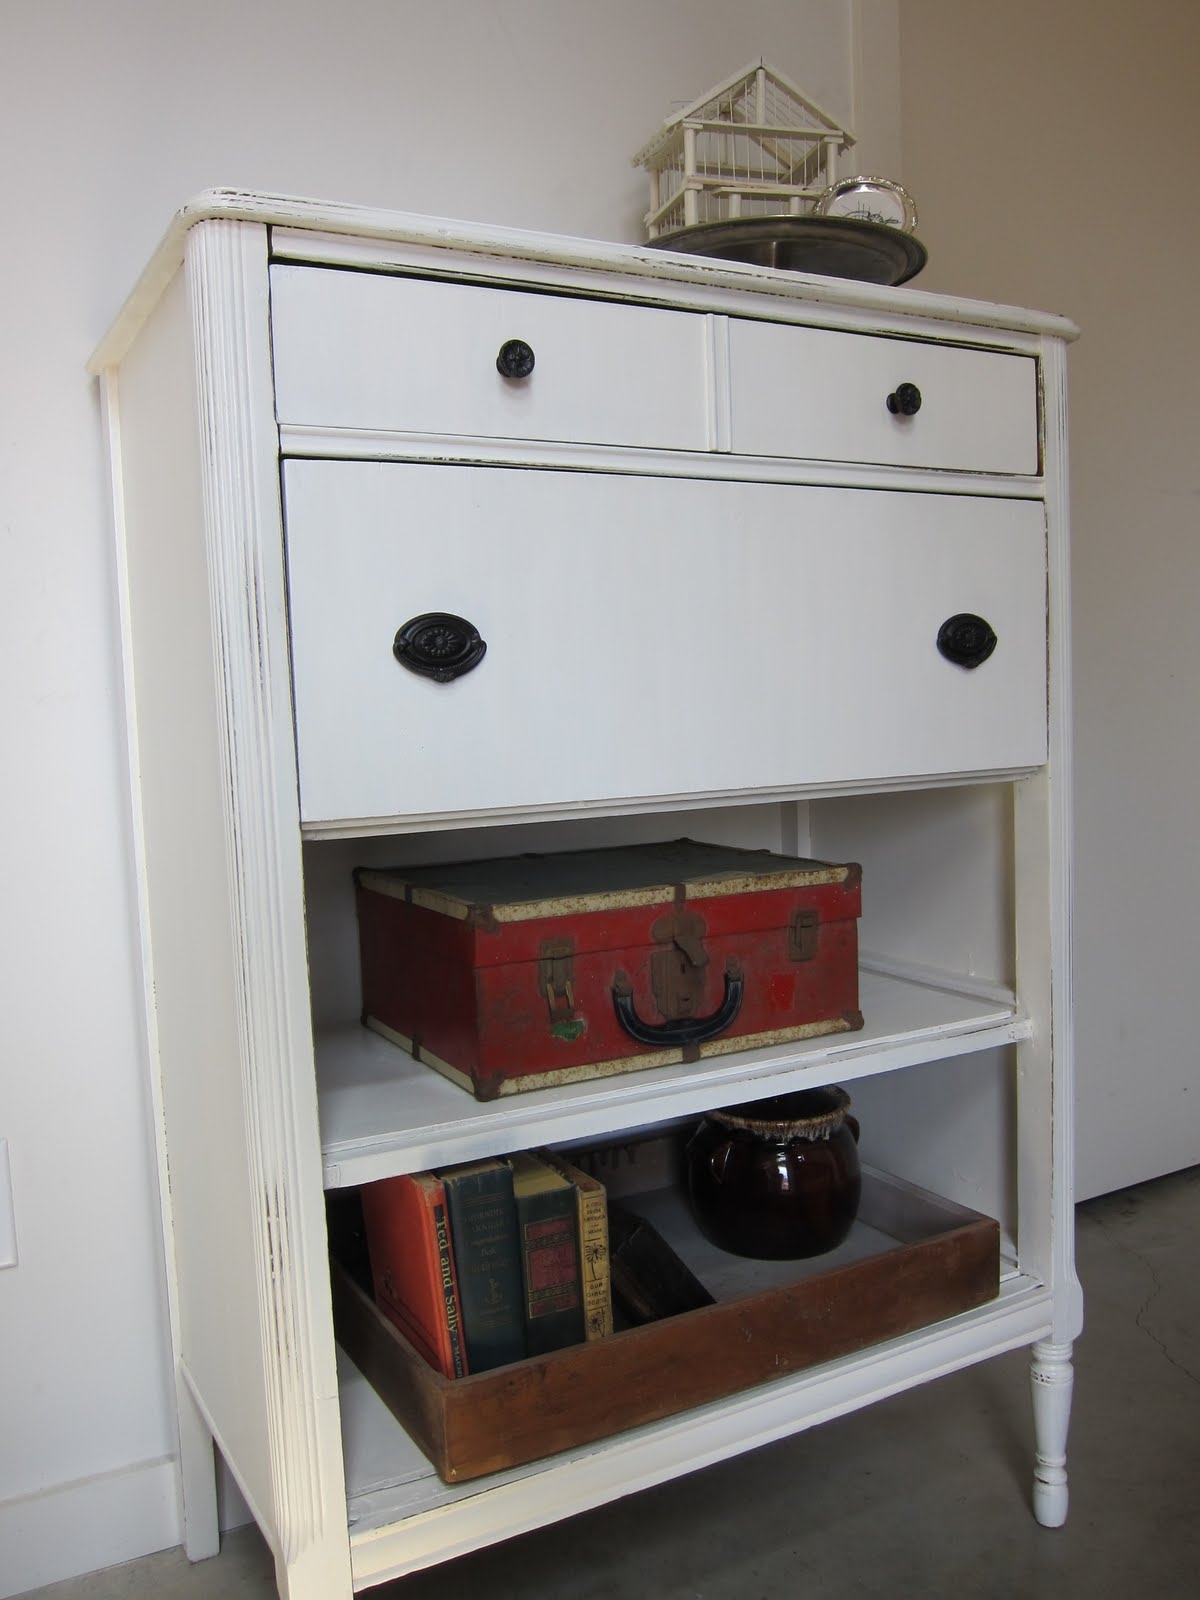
[90,187,1079,371]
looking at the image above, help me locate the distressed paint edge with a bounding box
[184,219,352,1584]
[88,187,1079,374]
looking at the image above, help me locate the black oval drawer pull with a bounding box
[393,613,486,682]
[886,381,922,415]
[937,613,998,669]
[496,339,535,379]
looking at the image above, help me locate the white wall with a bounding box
[895,0,1200,1201]
[0,3,899,1591]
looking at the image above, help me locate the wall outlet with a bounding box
[0,1140,17,1269]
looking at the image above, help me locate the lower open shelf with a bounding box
[327,1156,1052,1586]
[335,1163,1001,1482]
[339,1268,1053,1587]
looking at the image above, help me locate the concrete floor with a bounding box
[19,1165,1200,1600]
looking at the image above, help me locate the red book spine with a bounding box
[361,1172,467,1378]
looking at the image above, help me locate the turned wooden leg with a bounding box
[1030,1338,1074,1527]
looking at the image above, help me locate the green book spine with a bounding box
[509,1152,587,1356]
[438,1159,526,1372]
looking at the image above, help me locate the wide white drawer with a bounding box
[270,265,710,451]
[727,318,1039,474]
[282,462,1047,827]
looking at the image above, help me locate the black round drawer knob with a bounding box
[393,613,487,682]
[886,382,922,415]
[937,613,998,669]
[496,339,535,379]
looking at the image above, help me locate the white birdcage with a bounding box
[632,60,855,240]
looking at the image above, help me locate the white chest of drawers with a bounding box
[92,192,1081,1600]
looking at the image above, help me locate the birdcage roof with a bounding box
[632,58,854,168]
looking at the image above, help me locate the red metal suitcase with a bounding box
[354,839,862,1101]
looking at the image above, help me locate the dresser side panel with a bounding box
[112,267,277,1520]
[112,229,350,1586]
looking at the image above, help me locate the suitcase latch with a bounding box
[788,907,820,962]
[538,939,576,1020]
[650,910,710,1021]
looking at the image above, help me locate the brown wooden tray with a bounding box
[331,1159,1000,1484]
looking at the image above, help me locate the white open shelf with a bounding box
[316,963,1029,1187]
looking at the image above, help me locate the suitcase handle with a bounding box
[612,961,744,1047]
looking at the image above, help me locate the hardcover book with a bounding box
[509,1152,587,1356]
[607,1202,716,1326]
[360,1171,466,1379]
[437,1159,526,1371]
[538,1150,613,1340]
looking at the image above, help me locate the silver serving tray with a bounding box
[649,215,927,286]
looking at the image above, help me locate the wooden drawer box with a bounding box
[283,461,1048,827]
[269,264,711,451]
[727,318,1039,474]
[330,1162,1000,1483]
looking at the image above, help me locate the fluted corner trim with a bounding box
[185,218,344,1566]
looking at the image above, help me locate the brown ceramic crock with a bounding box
[685,1086,861,1260]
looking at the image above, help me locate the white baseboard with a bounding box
[0,1455,181,1597]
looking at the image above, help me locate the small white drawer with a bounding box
[727,318,1039,474]
[282,461,1048,828]
[269,265,711,451]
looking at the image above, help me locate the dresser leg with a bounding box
[176,1373,220,1560]
[1030,1338,1074,1527]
